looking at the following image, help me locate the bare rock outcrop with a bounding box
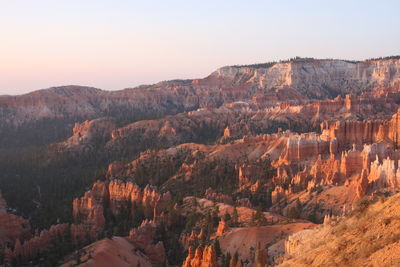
[69,117,116,145]
[211,58,400,99]
[128,220,166,264]
[180,229,206,249]
[216,219,228,237]
[320,109,400,150]
[73,181,108,231]
[182,246,196,267]
[73,180,171,231]
[182,244,218,267]
[2,57,400,131]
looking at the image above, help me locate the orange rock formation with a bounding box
[73,180,171,230]
[182,245,218,267]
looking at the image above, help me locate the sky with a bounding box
[0,0,399,95]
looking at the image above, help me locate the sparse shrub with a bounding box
[382,217,391,226]
[332,222,348,236]
[358,242,382,258]
[387,233,400,244]
[286,199,302,219]
[356,197,370,214]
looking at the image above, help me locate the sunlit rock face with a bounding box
[1,58,400,132]
[182,244,218,267]
[72,181,108,231]
[210,58,400,98]
[73,180,170,231]
[60,117,117,151]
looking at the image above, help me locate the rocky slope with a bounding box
[1,57,399,145]
[278,193,400,267]
[56,90,400,160]
[214,57,400,99]
[61,237,152,267]
[218,223,316,263]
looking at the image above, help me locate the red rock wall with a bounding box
[73,180,171,230]
[321,109,400,150]
[182,245,218,267]
[73,181,108,231]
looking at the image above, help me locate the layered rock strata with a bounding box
[73,180,171,230]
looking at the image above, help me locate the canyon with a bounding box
[1,56,400,266]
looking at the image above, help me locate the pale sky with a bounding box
[1,0,399,95]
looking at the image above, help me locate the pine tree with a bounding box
[232,206,239,227]
[214,239,222,258]
[223,211,231,223]
[225,253,232,267]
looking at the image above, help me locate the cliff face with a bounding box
[216,223,316,264]
[72,181,108,231]
[73,180,170,231]
[281,133,328,163]
[2,58,400,133]
[367,156,400,190]
[72,183,168,265]
[182,245,218,267]
[320,108,400,149]
[60,117,116,153]
[211,58,400,98]
[0,84,200,129]
[53,90,400,160]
